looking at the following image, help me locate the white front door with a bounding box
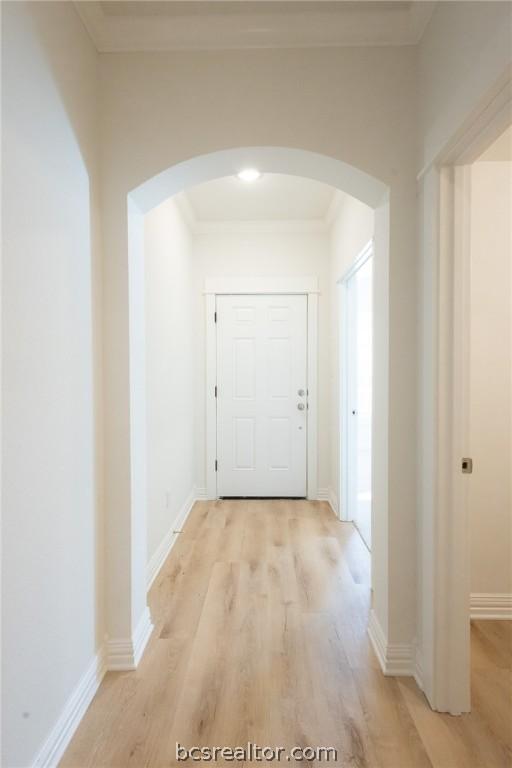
[216,294,308,497]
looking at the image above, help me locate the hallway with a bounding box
[60,501,510,768]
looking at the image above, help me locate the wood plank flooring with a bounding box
[60,500,512,767]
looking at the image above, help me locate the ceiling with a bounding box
[74,1,437,52]
[181,173,338,223]
[477,125,512,163]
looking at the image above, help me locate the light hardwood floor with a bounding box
[60,500,512,767]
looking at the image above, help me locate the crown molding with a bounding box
[74,2,437,54]
[173,180,359,236]
[194,218,329,235]
[174,190,332,234]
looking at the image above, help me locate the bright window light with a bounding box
[237,168,261,182]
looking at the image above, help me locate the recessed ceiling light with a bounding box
[237,168,261,182]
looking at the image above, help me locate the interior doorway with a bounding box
[426,94,511,713]
[341,242,373,549]
[467,129,512,621]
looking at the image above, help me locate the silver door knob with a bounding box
[298,389,305,397]
[297,403,305,410]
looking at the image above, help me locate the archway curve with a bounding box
[128,146,388,213]
[124,145,391,673]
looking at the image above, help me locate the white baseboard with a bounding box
[413,648,424,691]
[317,487,338,516]
[195,486,208,500]
[328,488,338,516]
[106,606,154,671]
[32,650,106,768]
[367,609,415,676]
[470,592,512,620]
[146,488,196,590]
[367,609,387,670]
[30,487,203,768]
[32,606,155,766]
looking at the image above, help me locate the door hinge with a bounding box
[461,457,473,474]
[215,385,217,398]
[214,311,217,323]
[215,459,218,472]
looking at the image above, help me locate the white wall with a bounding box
[192,225,331,493]
[100,44,418,652]
[418,1,512,170]
[144,198,196,568]
[328,194,375,512]
[469,160,512,597]
[2,3,101,766]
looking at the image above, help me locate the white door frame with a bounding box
[420,71,511,713]
[338,240,373,524]
[204,277,319,500]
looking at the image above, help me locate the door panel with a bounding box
[217,294,307,497]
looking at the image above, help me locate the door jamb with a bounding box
[204,277,319,500]
[338,240,373,524]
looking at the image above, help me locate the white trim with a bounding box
[206,294,218,499]
[74,3,436,54]
[195,219,328,235]
[106,607,154,672]
[204,276,319,295]
[417,69,512,180]
[306,293,319,500]
[195,486,208,500]
[175,192,332,235]
[338,240,374,524]
[317,488,338,515]
[470,593,512,620]
[367,610,387,672]
[205,283,319,501]
[146,488,196,590]
[32,651,106,768]
[337,239,373,284]
[414,648,425,692]
[429,164,472,714]
[367,610,415,677]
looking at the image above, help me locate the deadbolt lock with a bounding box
[298,389,305,397]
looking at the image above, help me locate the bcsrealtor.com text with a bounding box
[176,743,338,762]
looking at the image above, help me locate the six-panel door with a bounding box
[216,294,308,497]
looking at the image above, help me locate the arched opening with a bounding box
[118,146,391,671]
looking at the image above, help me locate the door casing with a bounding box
[338,241,373,528]
[204,277,319,500]
[418,70,511,713]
